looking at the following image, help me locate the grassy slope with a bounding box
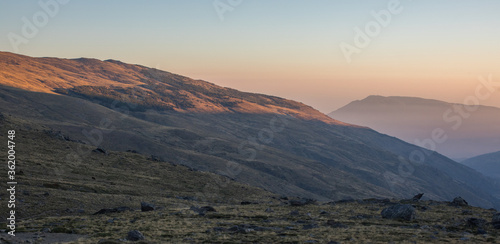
[0,118,497,243]
[0,114,274,221]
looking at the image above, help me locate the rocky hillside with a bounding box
[0,51,346,125]
[1,52,499,210]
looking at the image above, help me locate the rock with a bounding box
[241,201,257,205]
[149,155,162,161]
[326,219,348,228]
[190,206,216,216]
[493,213,500,229]
[228,225,255,233]
[319,210,329,215]
[493,213,500,222]
[289,210,300,216]
[92,148,107,154]
[381,204,416,221]
[450,197,468,207]
[466,218,486,228]
[126,230,145,241]
[200,206,216,212]
[212,227,225,232]
[412,193,424,202]
[265,208,274,213]
[93,207,132,215]
[290,198,316,206]
[141,202,155,212]
[302,224,319,230]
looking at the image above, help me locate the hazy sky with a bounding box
[1,0,499,113]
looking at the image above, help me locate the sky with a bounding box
[0,0,499,113]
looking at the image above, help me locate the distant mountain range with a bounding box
[462,151,500,180]
[1,52,499,209]
[329,95,500,160]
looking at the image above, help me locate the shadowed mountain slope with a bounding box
[1,52,499,209]
[463,151,500,180]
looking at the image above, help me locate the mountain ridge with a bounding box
[329,95,500,159]
[1,52,499,209]
[0,51,352,126]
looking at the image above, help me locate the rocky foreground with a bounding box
[1,196,499,243]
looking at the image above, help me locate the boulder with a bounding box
[93,206,132,215]
[126,230,145,241]
[326,219,348,228]
[412,193,424,202]
[381,204,416,221]
[290,198,316,206]
[190,205,216,216]
[141,202,155,212]
[493,213,500,229]
[466,218,486,228]
[450,197,468,207]
[92,148,107,154]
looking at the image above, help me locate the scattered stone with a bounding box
[493,213,500,222]
[335,199,356,204]
[362,198,391,204]
[326,220,348,228]
[349,214,372,220]
[412,193,424,202]
[290,198,316,206]
[93,207,132,215]
[265,208,274,213]
[92,148,107,154]
[200,206,216,212]
[289,210,300,216]
[98,239,121,244]
[476,229,487,235]
[149,155,162,161]
[450,197,468,207]
[305,240,318,243]
[462,210,472,215]
[126,230,144,241]
[241,201,258,205]
[126,149,138,153]
[176,196,198,201]
[492,213,500,229]
[319,210,329,215]
[419,206,430,211]
[302,224,319,230]
[228,224,255,233]
[212,227,225,232]
[381,204,416,221]
[141,202,155,212]
[190,206,216,216]
[466,218,486,229]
